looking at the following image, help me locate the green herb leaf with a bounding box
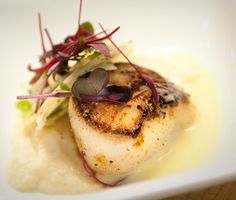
[81,22,94,34]
[60,82,70,91]
[87,51,101,60]
[16,100,32,113]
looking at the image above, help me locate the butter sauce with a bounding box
[125,53,221,183]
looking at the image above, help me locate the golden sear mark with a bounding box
[94,154,108,166]
[133,135,144,147]
[74,63,190,138]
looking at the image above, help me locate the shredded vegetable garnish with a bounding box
[16,0,159,121]
[16,0,159,187]
[59,82,70,91]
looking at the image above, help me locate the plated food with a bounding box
[69,62,195,184]
[8,0,221,195]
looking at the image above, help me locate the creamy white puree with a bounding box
[8,117,102,194]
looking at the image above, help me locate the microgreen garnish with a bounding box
[72,68,109,99]
[72,68,132,103]
[27,21,119,90]
[87,42,110,57]
[28,2,119,88]
[99,85,132,103]
[80,22,94,34]
[16,0,159,188]
[17,92,72,100]
[38,13,46,64]
[34,59,63,112]
[44,28,54,48]
[77,0,83,31]
[99,24,159,105]
[17,0,158,110]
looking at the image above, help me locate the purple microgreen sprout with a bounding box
[34,62,61,112]
[38,13,46,64]
[87,42,111,57]
[77,0,83,31]
[17,92,72,100]
[83,27,120,44]
[44,28,54,48]
[99,85,132,103]
[72,68,132,103]
[99,23,159,105]
[72,68,109,99]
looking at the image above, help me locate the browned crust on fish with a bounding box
[71,63,190,138]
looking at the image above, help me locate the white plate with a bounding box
[1,0,236,199]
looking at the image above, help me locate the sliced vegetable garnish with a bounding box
[16,0,159,188]
[28,18,119,87]
[59,82,70,91]
[17,0,156,126]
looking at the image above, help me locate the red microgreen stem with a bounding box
[28,41,74,76]
[69,0,84,42]
[84,26,120,44]
[29,72,43,85]
[27,64,34,72]
[34,63,62,112]
[83,29,109,42]
[99,23,159,105]
[57,51,70,58]
[29,57,60,73]
[38,13,46,64]
[80,152,124,187]
[78,0,83,30]
[28,40,77,84]
[17,92,72,100]
[132,90,147,99]
[44,28,54,48]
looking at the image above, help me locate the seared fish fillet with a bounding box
[68,63,195,183]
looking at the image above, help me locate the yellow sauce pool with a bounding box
[125,53,221,183]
